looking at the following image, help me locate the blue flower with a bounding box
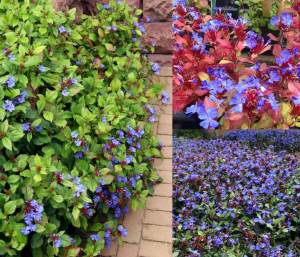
[38,65,46,73]
[281,13,294,27]
[71,131,78,139]
[230,93,245,113]
[70,78,77,85]
[197,105,219,129]
[21,200,43,235]
[268,94,279,110]
[271,12,293,28]
[22,123,31,132]
[53,236,62,248]
[200,19,224,33]
[292,93,300,105]
[74,151,84,159]
[173,0,186,6]
[104,230,112,247]
[275,50,292,66]
[8,53,15,61]
[3,100,15,112]
[245,31,259,49]
[62,88,69,96]
[161,91,170,104]
[117,130,124,139]
[185,103,199,116]
[103,3,110,9]
[90,233,101,241]
[15,91,28,104]
[6,76,15,88]
[75,139,82,147]
[117,225,128,237]
[151,63,160,75]
[35,125,43,132]
[58,25,67,33]
[268,70,281,84]
[134,22,146,34]
[72,176,86,197]
[21,224,36,235]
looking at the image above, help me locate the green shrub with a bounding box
[0,0,163,256]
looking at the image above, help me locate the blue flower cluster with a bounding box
[2,90,28,113]
[21,200,44,235]
[173,136,300,257]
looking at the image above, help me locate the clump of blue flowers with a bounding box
[21,200,44,235]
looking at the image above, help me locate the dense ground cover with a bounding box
[0,0,164,256]
[173,136,300,257]
[224,129,300,152]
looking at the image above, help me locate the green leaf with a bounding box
[0,109,5,121]
[101,175,114,185]
[5,32,18,45]
[33,45,46,55]
[43,111,53,122]
[65,247,81,257]
[33,174,42,183]
[53,195,64,203]
[25,56,41,67]
[8,175,20,184]
[72,207,80,220]
[2,137,12,151]
[110,78,122,91]
[31,234,43,249]
[105,43,115,52]
[0,120,8,133]
[4,201,16,215]
[37,97,46,113]
[9,125,24,142]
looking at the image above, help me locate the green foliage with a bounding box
[0,0,162,256]
[235,0,280,32]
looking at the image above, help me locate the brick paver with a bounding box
[139,241,172,257]
[101,63,172,257]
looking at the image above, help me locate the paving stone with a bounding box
[154,158,172,171]
[158,114,172,135]
[102,240,118,256]
[158,170,172,184]
[160,104,172,115]
[157,135,172,147]
[146,196,172,211]
[123,209,145,243]
[139,240,172,257]
[161,146,172,159]
[144,210,172,226]
[117,243,139,257]
[148,54,172,67]
[154,183,172,197]
[142,225,172,243]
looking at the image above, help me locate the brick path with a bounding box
[101,60,172,257]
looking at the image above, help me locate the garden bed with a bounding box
[173,134,300,257]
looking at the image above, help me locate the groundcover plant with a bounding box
[223,129,300,152]
[0,0,164,256]
[173,1,300,129]
[173,136,300,257]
